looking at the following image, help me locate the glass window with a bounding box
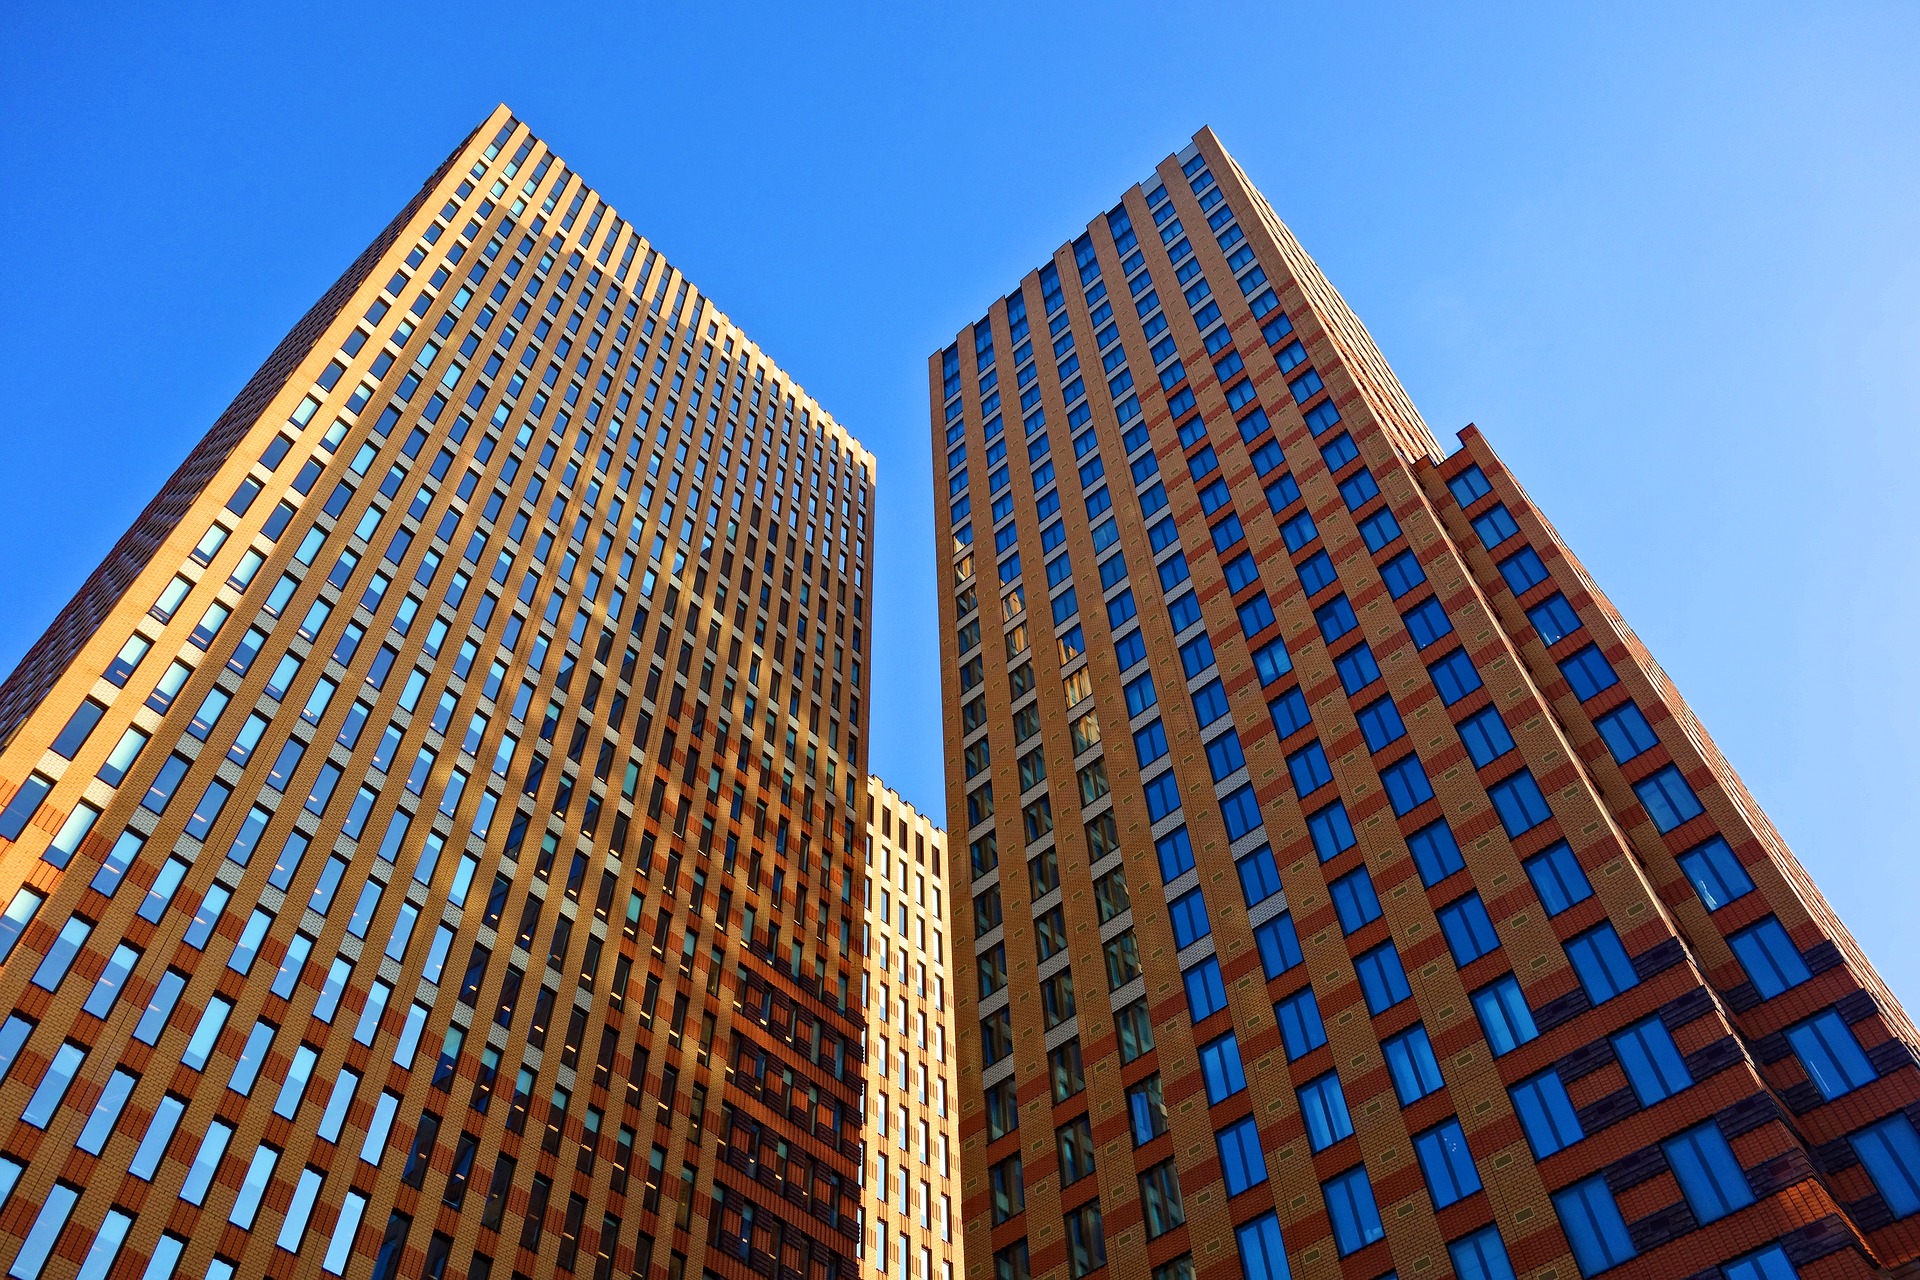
[1235,1212,1289,1280]
[1185,957,1228,1021]
[1437,893,1500,966]
[1852,1113,1920,1218]
[1487,770,1552,836]
[1329,869,1381,933]
[1382,1025,1444,1104]
[1254,913,1302,979]
[1275,988,1326,1059]
[1413,1119,1482,1208]
[1217,1116,1267,1195]
[1169,889,1211,949]
[1721,1247,1798,1280]
[1663,1123,1755,1223]
[1676,836,1754,911]
[10,1182,78,1280]
[1298,1073,1353,1151]
[1557,644,1617,700]
[1611,1018,1691,1105]
[1633,764,1704,833]
[1786,1010,1876,1101]
[1322,1165,1384,1256]
[1524,842,1591,915]
[1729,917,1810,999]
[22,1042,84,1127]
[1511,1070,1583,1158]
[1565,923,1638,1004]
[1473,976,1537,1055]
[1198,1033,1246,1103]
[1552,1178,1635,1277]
[1593,702,1658,763]
[1354,943,1410,1013]
[1127,1076,1167,1145]
[1448,1225,1518,1280]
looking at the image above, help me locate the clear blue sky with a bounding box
[3,3,1918,998]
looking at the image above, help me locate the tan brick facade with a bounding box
[932,129,1918,1280]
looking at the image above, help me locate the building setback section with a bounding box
[861,777,961,1280]
[932,126,1920,1280]
[0,105,878,1280]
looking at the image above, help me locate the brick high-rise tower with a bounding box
[932,129,1920,1280]
[0,106,875,1279]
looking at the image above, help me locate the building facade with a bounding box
[0,106,876,1279]
[860,778,960,1280]
[932,128,1920,1280]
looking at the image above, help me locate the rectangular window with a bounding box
[1254,912,1302,978]
[1298,1073,1353,1151]
[1786,1010,1876,1101]
[1852,1113,1920,1218]
[1330,869,1381,933]
[1523,841,1591,915]
[1413,1119,1482,1208]
[1675,836,1754,911]
[1552,1177,1635,1278]
[1663,1123,1755,1224]
[1184,957,1228,1021]
[1216,1116,1267,1196]
[1634,764,1704,832]
[1593,702,1658,762]
[1127,1075,1167,1145]
[1198,1032,1246,1103]
[1729,917,1811,998]
[1565,923,1638,1004]
[1437,893,1500,966]
[1611,1017,1691,1105]
[1511,1071,1583,1158]
[1322,1165,1384,1256]
[1473,976,1537,1054]
[1382,1025,1444,1104]
[1275,987,1326,1059]
[1354,942,1410,1013]
[1139,1161,1187,1235]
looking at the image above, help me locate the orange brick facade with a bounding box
[932,129,1920,1280]
[0,106,875,1280]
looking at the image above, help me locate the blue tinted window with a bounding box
[1179,632,1214,677]
[1236,1212,1289,1280]
[1723,1248,1798,1280]
[1156,827,1195,881]
[1279,510,1317,550]
[1853,1114,1920,1218]
[1356,697,1406,751]
[1409,820,1465,886]
[1144,774,1182,822]
[1428,649,1482,704]
[1729,917,1810,998]
[1330,870,1381,934]
[1135,721,1168,767]
[1473,976,1537,1055]
[1414,1119,1482,1208]
[1380,755,1434,816]
[1676,836,1754,911]
[1634,765,1704,833]
[1527,593,1581,644]
[1115,629,1147,671]
[1593,703,1658,762]
[1611,1018,1691,1105]
[1458,706,1515,767]
[1169,889,1211,949]
[1383,1025,1444,1105]
[1552,1177,1635,1277]
[1185,957,1228,1021]
[1664,1123,1755,1224]
[1308,802,1356,861]
[1192,679,1229,726]
[1287,743,1333,796]
[1315,596,1358,643]
[1488,770,1552,837]
[1448,465,1491,506]
[1199,1032,1247,1103]
[1448,1226,1517,1280]
[1558,645,1617,700]
[1220,786,1263,841]
[1237,846,1282,906]
[1359,508,1401,551]
[1511,1071,1583,1158]
[1354,943,1411,1013]
[1321,434,1359,470]
[1124,673,1158,716]
[1339,469,1379,510]
[1255,913,1303,978]
[1296,550,1336,595]
[1274,987,1326,1059]
[1323,1165,1384,1256]
[1566,924,1639,1004]
[1269,688,1311,737]
[1334,643,1380,694]
[1472,504,1520,549]
[1437,893,1500,966]
[1380,549,1425,597]
[1218,1115,1268,1195]
[1251,637,1290,684]
[1206,732,1246,782]
[1786,1010,1876,1101]
[1498,546,1549,594]
[1404,596,1453,647]
[1237,591,1276,636]
[1298,1073,1353,1151]
[1524,842,1591,915]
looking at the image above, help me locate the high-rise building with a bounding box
[933,128,1920,1280]
[859,778,960,1280]
[0,106,877,1280]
